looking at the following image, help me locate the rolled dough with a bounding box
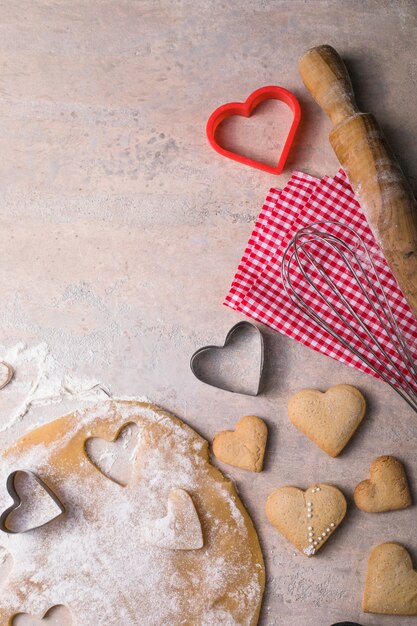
[0,400,265,625]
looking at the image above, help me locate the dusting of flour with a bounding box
[0,400,264,625]
[0,342,111,432]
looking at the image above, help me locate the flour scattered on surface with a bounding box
[0,546,13,588]
[0,342,110,432]
[201,609,240,625]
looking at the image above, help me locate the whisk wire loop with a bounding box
[281,221,417,413]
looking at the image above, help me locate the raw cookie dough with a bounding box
[265,483,347,557]
[288,384,366,457]
[212,415,268,472]
[354,455,412,513]
[0,400,265,625]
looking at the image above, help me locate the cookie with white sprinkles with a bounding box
[265,483,347,557]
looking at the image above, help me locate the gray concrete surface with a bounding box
[1,1,417,624]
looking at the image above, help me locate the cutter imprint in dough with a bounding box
[0,400,265,625]
[141,487,203,550]
[12,604,74,625]
[85,421,140,487]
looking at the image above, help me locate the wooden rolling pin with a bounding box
[299,45,417,319]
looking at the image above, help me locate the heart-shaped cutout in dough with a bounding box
[85,421,140,487]
[0,546,13,587]
[142,488,203,550]
[354,455,412,513]
[0,471,65,534]
[212,415,268,472]
[363,542,417,615]
[12,604,74,625]
[288,384,366,457]
[265,483,347,557]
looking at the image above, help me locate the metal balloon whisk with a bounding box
[281,221,417,413]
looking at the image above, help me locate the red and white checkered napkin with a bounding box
[224,169,417,383]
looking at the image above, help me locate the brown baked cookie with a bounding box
[354,455,412,513]
[288,384,366,457]
[363,542,417,615]
[212,415,267,472]
[265,483,347,557]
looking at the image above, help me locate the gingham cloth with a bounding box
[224,169,417,384]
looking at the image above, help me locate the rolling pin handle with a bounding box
[298,45,359,126]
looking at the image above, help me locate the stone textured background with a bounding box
[1,1,417,624]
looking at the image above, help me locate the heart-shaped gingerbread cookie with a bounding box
[363,542,417,615]
[354,455,412,513]
[142,488,203,550]
[212,415,268,472]
[12,604,74,625]
[265,483,347,556]
[85,421,140,487]
[288,384,366,457]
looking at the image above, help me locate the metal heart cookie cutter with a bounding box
[206,85,301,175]
[0,470,65,534]
[190,321,264,396]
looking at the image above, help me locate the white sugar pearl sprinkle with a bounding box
[307,514,312,518]
[316,487,321,491]
[326,528,330,532]
[307,502,312,506]
[330,523,335,527]
[313,541,317,545]
[308,526,313,531]
[322,531,326,536]
[308,538,313,543]
[308,532,313,537]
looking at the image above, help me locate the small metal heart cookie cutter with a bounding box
[0,470,65,534]
[190,321,264,396]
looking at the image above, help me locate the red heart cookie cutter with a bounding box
[206,85,301,175]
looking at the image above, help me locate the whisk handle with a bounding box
[298,45,359,126]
